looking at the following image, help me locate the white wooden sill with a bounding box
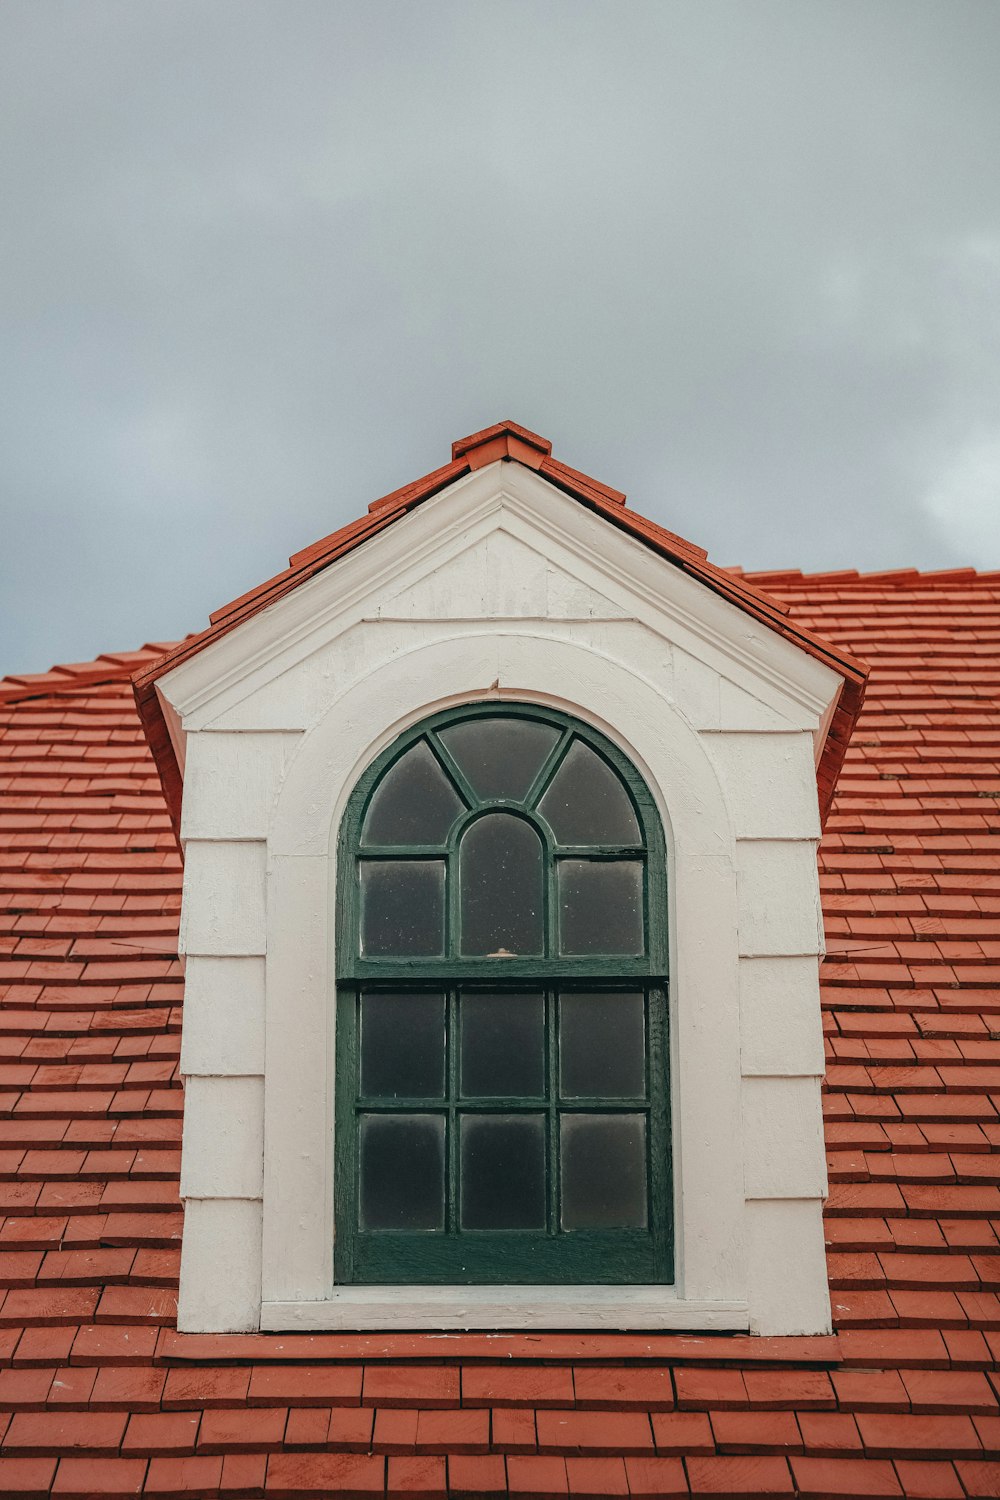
[260,1288,750,1332]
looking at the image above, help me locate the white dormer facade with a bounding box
[155,441,851,1336]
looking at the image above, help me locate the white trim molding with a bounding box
[161,462,841,1336]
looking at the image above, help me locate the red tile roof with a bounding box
[3,563,1000,1493]
[132,423,869,839]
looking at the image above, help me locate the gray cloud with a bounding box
[2,0,999,673]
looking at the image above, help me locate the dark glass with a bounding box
[460,815,543,956]
[361,993,445,1099]
[359,1113,445,1230]
[560,1114,647,1229]
[559,860,644,955]
[538,740,641,845]
[359,860,445,956]
[560,993,645,1098]
[460,1114,546,1229]
[362,741,463,846]
[461,992,544,1098]
[438,716,560,800]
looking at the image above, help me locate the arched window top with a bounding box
[339,703,666,981]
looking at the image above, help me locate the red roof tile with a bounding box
[2,507,1000,1492]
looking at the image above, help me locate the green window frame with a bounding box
[334,702,672,1286]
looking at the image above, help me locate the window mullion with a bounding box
[447,986,458,1235]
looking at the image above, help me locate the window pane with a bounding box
[538,740,641,845]
[460,815,543,956]
[361,993,445,1099]
[439,716,559,800]
[360,860,445,956]
[359,1114,444,1230]
[460,1114,546,1229]
[560,993,645,1098]
[560,1114,647,1229]
[362,741,463,846]
[461,992,544,1098]
[559,860,644,955]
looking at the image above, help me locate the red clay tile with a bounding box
[892,1459,965,1499]
[265,1450,385,1495]
[535,1408,654,1455]
[650,1410,715,1456]
[572,1363,674,1409]
[0,1456,58,1498]
[197,1406,289,1453]
[790,1455,903,1496]
[362,1365,458,1409]
[564,1454,629,1495]
[3,1409,127,1454]
[52,1456,147,1497]
[283,1407,330,1449]
[144,1455,223,1497]
[248,1363,362,1407]
[710,1408,802,1453]
[506,1453,569,1497]
[447,1453,507,1496]
[489,1407,536,1453]
[387,1454,447,1497]
[122,1411,202,1456]
[856,1411,983,1458]
[220,1452,267,1495]
[624,1453,689,1495]
[685,1454,794,1494]
[462,1364,574,1408]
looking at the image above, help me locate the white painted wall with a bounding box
[163,461,839,1335]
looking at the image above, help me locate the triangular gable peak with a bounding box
[134,420,867,838]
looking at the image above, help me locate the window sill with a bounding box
[260,1289,750,1332]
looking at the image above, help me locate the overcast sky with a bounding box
[2,1,999,674]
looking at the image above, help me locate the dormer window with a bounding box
[334,703,672,1285]
[147,421,865,1334]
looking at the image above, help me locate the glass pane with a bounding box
[460,1114,546,1229]
[461,992,544,1098]
[360,860,445,956]
[361,993,445,1099]
[560,993,645,1098]
[538,740,641,846]
[439,716,560,801]
[362,741,463,846]
[460,815,543,956]
[559,861,644,955]
[560,1114,647,1229]
[359,1113,444,1230]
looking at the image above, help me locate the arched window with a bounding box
[334,704,671,1285]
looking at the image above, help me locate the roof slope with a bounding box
[133,423,868,837]
[1,571,999,1498]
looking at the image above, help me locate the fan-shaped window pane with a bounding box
[460,815,543,956]
[362,741,463,846]
[538,740,641,845]
[559,860,643,954]
[360,860,445,955]
[439,717,559,801]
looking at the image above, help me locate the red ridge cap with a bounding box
[451,420,552,466]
